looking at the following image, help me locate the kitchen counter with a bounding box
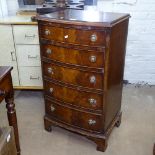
[0,15,37,25]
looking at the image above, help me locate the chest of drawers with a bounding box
[37,10,130,152]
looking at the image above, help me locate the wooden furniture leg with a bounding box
[5,92,20,155]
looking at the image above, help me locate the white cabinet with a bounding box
[0,25,19,86]
[0,24,43,89]
[13,25,43,88]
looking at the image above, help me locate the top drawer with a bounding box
[39,25,106,46]
[13,25,39,44]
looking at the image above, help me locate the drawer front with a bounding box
[19,67,43,87]
[45,99,102,132]
[41,44,104,68]
[39,25,105,46]
[13,25,39,44]
[0,74,11,102]
[44,80,103,111]
[43,62,103,89]
[16,45,41,67]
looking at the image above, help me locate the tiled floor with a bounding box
[0,85,155,155]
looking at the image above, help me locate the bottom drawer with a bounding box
[45,98,103,133]
[19,67,43,87]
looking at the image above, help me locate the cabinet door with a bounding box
[0,25,19,86]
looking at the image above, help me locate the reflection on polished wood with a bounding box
[0,66,20,155]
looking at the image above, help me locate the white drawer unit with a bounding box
[0,24,43,89]
[19,67,43,87]
[16,45,41,67]
[13,25,39,45]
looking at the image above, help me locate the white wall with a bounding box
[97,0,155,85]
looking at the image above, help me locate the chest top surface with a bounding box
[37,9,130,27]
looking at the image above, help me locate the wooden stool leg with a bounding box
[5,93,20,155]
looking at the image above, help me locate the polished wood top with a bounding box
[37,9,130,27]
[0,66,13,82]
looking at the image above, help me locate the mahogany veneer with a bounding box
[37,9,130,152]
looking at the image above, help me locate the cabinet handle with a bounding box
[49,88,54,93]
[30,76,40,80]
[47,67,54,74]
[90,34,97,42]
[88,98,97,106]
[0,90,5,96]
[28,55,38,59]
[50,104,55,112]
[45,29,50,36]
[11,51,16,61]
[89,55,96,63]
[25,34,35,38]
[90,75,96,84]
[88,119,96,125]
[46,49,52,54]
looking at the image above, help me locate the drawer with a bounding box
[41,44,104,68]
[39,25,105,46]
[45,98,102,132]
[16,45,41,67]
[43,61,103,90]
[0,74,11,102]
[19,67,43,87]
[13,25,39,44]
[44,80,103,111]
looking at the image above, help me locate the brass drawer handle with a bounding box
[91,34,97,42]
[90,75,96,84]
[50,104,55,112]
[25,34,35,38]
[88,98,97,106]
[45,29,50,36]
[47,67,54,74]
[28,55,38,59]
[89,55,96,63]
[30,76,40,80]
[0,90,5,96]
[46,48,52,54]
[49,88,54,93]
[88,119,96,125]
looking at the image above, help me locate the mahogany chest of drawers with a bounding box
[37,10,130,152]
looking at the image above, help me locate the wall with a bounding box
[97,0,155,85]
